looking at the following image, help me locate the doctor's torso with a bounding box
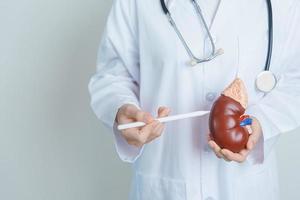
[130,0,295,199]
[97,0,300,199]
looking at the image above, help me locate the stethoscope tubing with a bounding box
[265,0,273,71]
[161,0,220,64]
[160,0,273,71]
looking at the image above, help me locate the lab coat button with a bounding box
[206,92,216,102]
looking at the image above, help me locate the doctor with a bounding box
[89,0,300,199]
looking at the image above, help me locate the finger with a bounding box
[144,106,170,142]
[158,106,171,118]
[153,123,165,137]
[246,129,261,150]
[121,127,139,140]
[246,136,255,150]
[138,121,160,143]
[208,140,233,162]
[221,149,246,163]
[208,140,224,159]
[221,149,240,162]
[239,149,250,158]
[123,121,159,146]
[121,128,144,147]
[147,124,165,142]
[127,140,144,148]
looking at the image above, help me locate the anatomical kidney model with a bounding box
[209,78,251,153]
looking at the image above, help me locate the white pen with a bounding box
[117,110,210,130]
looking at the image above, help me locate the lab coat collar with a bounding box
[210,0,239,36]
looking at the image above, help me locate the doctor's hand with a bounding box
[208,116,262,163]
[116,104,171,148]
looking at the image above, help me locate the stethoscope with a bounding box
[160,0,277,93]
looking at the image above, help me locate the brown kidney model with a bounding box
[209,78,250,153]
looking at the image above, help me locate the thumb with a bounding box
[122,104,153,124]
[247,117,262,149]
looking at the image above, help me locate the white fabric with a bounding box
[89,0,300,199]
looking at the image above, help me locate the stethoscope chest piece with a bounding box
[256,71,277,93]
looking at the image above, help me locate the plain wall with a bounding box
[0,0,299,199]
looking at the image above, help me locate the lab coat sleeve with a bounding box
[89,0,143,163]
[245,3,300,164]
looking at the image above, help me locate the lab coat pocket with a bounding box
[233,167,278,200]
[136,172,187,200]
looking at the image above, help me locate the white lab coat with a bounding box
[89,0,300,199]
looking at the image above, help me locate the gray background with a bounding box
[0,0,299,199]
